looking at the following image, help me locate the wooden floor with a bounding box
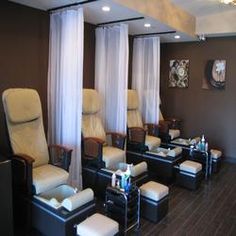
[135,162,236,236]
[19,162,236,236]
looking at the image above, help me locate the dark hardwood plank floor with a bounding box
[17,162,236,236]
[134,162,236,236]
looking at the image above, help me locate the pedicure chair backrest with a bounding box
[127,89,143,129]
[127,89,161,151]
[82,89,126,169]
[3,88,49,168]
[82,89,106,141]
[2,88,72,195]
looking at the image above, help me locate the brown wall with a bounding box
[160,37,236,160]
[83,22,96,88]
[0,2,97,156]
[0,2,49,155]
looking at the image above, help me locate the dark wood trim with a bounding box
[97,17,145,26]
[48,0,98,12]
[133,30,176,37]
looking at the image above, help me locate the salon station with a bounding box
[0,0,236,236]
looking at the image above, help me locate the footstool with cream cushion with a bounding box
[77,213,119,236]
[140,181,169,223]
[210,149,222,173]
[176,160,203,190]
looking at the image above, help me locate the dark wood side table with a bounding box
[0,158,13,236]
[105,185,140,234]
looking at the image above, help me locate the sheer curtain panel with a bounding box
[132,37,160,124]
[47,7,84,188]
[95,24,129,134]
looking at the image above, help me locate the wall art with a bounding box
[169,59,189,88]
[202,60,226,90]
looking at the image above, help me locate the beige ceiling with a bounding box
[170,0,236,36]
[10,0,236,41]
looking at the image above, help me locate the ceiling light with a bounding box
[174,35,180,39]
[102,6,110,12]
[144,23,151,28]
[220,0,236,5]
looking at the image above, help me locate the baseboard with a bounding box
[224,157,236,164]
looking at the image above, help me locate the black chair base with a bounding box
[32,198,96,236]
[127,150,184,184]
[82,166,148,199]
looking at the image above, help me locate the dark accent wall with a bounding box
[0,2,98,156]
[83,22,96,88]
[160,37,236,159]
[0,2,49,155]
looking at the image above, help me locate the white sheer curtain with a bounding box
[95,24,129,134]
[47,7,84,188]
[132,36,160,124]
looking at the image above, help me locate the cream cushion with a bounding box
[103,146,125,169]
[140,181,169,201]
[3,88,41,123]
[83,89,101,114]
[145,135,161,151]
[2,88,49,168]
[167,147,182,157]
[82,115,106,141]
[127,90,143,128]
[210,149,222,159]
[62,188,94,211]
[127,89,139,110]
[169,129,180,140]
[33,164,69,194]
[130,162,147,177]
[77,213,119,236]
[180,161,202,174]
[127,110,143,128]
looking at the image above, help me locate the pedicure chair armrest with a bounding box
[11,154,34,195]
[106,132,126,150]
[128,127,146,144]
[145,123,160,137]
[82,137,105,168]
[159,120,170,134]
[165,117,182,129]
[49,144,73,172]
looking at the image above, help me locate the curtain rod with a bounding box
[48,0,98,12]
[97,17,145,27]
[133,31,177,38]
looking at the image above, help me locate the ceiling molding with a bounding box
[112,0,196,37]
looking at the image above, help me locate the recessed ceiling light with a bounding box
[144,23,151,28]
[174,35,180,39]
[102,6,110,12]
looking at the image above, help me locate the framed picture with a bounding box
[202,60,226,90]
[169,59,189,88]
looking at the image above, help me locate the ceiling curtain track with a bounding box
[95,24,129,134]
[47,7,84,188]
[132,36,161,124]
[48,0,98,12]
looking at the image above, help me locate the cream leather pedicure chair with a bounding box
[81,89,148,197]
[2,88,95,236]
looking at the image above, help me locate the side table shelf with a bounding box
[105,185,140,234]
